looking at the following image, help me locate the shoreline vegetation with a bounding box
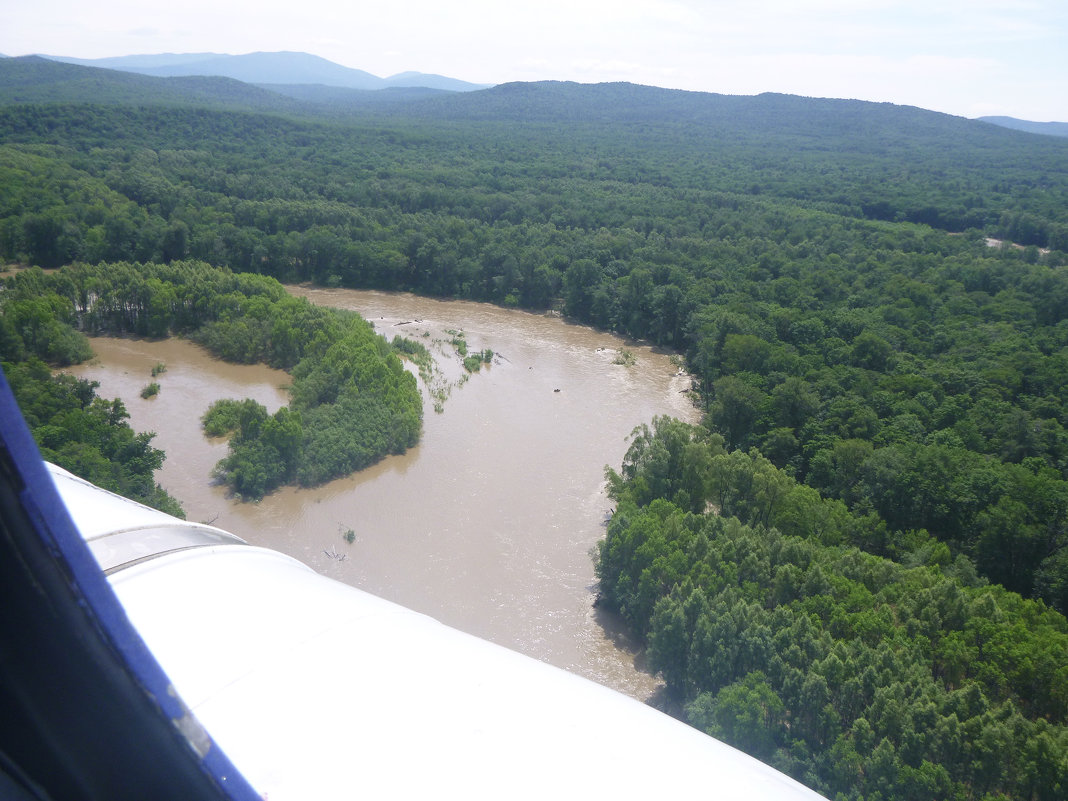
[597,416,1068,800]
[1,261,423,500]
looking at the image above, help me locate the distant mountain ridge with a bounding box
[0,56,309,112]
[4,52,1066,129]
[41,51,491,93]
[979,116,1068,138]
[2,54,1066,152]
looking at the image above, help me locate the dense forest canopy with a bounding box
[1,58,1067,800]
[598,418,1068,801]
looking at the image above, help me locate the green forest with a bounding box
[1,56,1067,800]
[599,418,1067,800]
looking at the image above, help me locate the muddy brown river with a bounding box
[63,288,699,701]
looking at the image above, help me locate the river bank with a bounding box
[63,288,699,701]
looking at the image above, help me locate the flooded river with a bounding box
[64,289,699,701]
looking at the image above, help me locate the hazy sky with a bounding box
[3,0,1066,120]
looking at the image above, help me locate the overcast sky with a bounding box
[3,0,1066,120]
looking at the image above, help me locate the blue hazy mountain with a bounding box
[0,56,319,111]
[979,116,1068,138]
[42,51,489,92]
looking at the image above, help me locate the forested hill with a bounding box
[0,56,308,112]
[407,80,1068,231]
[3,56,1067,239]
[409,78,981,136]
[979,116,1068,138]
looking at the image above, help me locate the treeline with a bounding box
[0,262,422,499]
[598,418,1068,801]
[609,416,1068,613]
[2,360,185,517]
[1,101,1067,285]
